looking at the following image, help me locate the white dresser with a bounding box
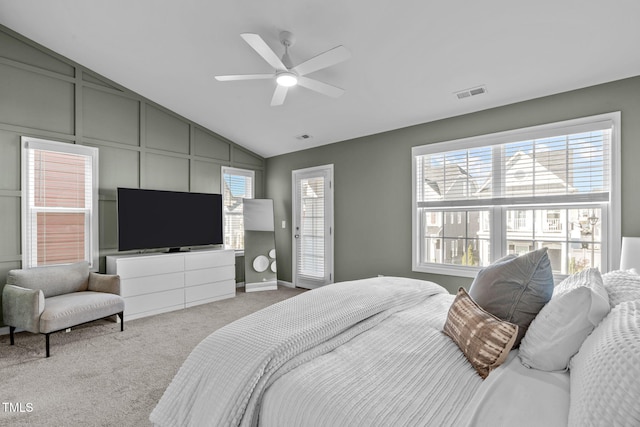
[106,248,235,320]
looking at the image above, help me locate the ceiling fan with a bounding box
[215,31,351,106]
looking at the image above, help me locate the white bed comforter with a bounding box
[150,276,453,427]
[259,290,484,427]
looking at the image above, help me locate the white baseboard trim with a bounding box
[278,280,295,288]
[238,280,295,289]
[0,326,9,336]
[245,280,278,292]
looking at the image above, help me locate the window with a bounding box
[221,167,254,250]
[22,137,99,269]
[412,113,620,278]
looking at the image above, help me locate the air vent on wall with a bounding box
[455,85,487,100]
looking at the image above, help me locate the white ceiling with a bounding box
[1,1,639,158]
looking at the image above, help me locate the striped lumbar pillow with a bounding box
[443,287,519,379]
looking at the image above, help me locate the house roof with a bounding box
[475,150,576,195]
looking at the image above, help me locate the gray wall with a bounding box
[3,22,640,306]
[0,26,264,325]
[267,76,640,293]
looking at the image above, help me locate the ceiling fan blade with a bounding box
[241,33,287,71]
[270,85,289,106]
[292,45,351,76]
[215,74,273,81]
[297,76,345,98]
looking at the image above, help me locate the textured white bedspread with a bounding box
[259,291,484,427]
[149,276,449,427]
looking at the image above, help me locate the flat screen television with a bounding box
[117,187,224,252]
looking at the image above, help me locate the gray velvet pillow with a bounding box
[468,247,554,347]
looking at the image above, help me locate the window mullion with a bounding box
[492,145,504,199]
[491,206,504,264]
[491,145,504,264]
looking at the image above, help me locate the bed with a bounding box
[150,249,640,427]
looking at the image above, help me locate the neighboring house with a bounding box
[423,150,601,274]
[423,162,481,266]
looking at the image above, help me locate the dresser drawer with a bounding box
[120,272,185,297]
[185,250,234,270]
[113,254,184,279]
[185,265,235,287]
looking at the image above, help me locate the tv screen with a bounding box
[117,188,223,252]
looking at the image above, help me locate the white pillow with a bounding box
[602,268,640,308]
[519,268,610,371]
[568,300,640,426]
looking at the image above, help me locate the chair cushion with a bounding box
[8,262,90,298]
[39,291,125,333]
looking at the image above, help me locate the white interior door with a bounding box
[292,165,334,289]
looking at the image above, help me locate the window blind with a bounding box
[222,167,254,250]
[22,138,98,268]
[297,176,325,279]
[416,122,611,208]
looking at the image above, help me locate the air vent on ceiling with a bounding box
[455,85,487,100]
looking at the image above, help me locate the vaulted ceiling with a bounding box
[1,0,639,158]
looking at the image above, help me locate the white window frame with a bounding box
[21,137,99,269]
[412,112,621,278]
[221,166,255,251]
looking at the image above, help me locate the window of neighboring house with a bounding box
[221,167,254,250]
[21,137,99,269]
[412,112,620,278]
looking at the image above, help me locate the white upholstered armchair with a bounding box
[2,261,124,357]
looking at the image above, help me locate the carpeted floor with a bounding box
[0,286,306,426]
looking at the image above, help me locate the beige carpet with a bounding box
[0,286,305,426]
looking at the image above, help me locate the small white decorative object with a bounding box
[269,248,276,259]
[271,261,277,273]
[253,255,269,273]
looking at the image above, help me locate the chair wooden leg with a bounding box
[45,334,50,358]
[9,326,15,345]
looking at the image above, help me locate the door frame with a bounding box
[292,164,334,289]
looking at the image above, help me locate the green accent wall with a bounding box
[0,25,265,325]
[267,76,640,293]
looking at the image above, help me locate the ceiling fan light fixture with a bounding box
[276,71,298,87]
